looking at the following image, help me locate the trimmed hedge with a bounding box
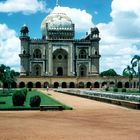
[12,90,26,106]
[113,88,118,92]
[30,95,41,107]
[122,88,126,92]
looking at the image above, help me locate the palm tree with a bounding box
[123,65,136,89]
[131,55,140,93]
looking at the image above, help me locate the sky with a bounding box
[0,0,140,74]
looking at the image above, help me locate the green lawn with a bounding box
[0,89,72,110]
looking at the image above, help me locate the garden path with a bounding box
[0,89,140,140]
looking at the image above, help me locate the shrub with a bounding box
[105,87,109,91]
[113,88,118,92]
[22,88,28,97]
[122,88,126,92]
[12,90,26,106]
[30,95,41,107]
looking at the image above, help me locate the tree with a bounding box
[0,64,18,91]
[131,55,140,93]
[123,65,136,88]
[100,69,118,77]
[100,69,118,88]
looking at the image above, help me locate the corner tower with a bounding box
[19,25,30,76]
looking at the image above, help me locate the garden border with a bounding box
[56,90,140,110]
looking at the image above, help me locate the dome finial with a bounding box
[56,0,60,7]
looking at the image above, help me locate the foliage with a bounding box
[131,55,140,93]
[105,87,109,91]
[100,69,118,77]
[0,64,19,89]
[22,88,28,98]
[113,88,118,92]
[123,65,136,79]
[122,88,126,92]
[123,65,136,89]
[0,90,72,110]
[30,95,41,107]
[12,90,26,106]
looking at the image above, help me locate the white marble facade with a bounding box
[19,6,101,77]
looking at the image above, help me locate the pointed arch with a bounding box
[69,82,75,88]
[79,65,87,77]
[44,82,49,88]
[102,82,107,88]
[86,82,92,88]
[79,49,87,59]
[11,82,17,88]
[33,49,42,58]
[125,82,129,88]
[62,82,67,88]
[35,82,41,88]
[54,82,59,88]
[27,82,33,88]
[19,82,25,88]
[94,82,100,88]
[78,82,84,88]
[33,64,41,76]
[117,82,122,88]
[53,49,68,76]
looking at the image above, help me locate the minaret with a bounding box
[19,24,30,76]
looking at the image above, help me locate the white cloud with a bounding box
[51,3,140,74]
[0,0,47,14]
[0,24,20,71]
[97,0,140,74]
[52,6,94,32]
[1,1,140,75]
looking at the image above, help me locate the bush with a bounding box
[30,95,41,107]
[22,88,28,97]
[12,90,26,106]
[113,88,118,92]
[122,88,126,92]
[105,87,109,91]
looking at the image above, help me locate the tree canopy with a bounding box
[0,64,19,88]
[100,69,118,77]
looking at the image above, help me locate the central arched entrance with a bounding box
[33,64,41,76]
[57,67,63,76]
[53,49,68,76]
[79,65,87,77]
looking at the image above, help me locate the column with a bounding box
[48,44,53,76]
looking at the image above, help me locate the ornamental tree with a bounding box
[131,55,140,93]
[123,65,136,89]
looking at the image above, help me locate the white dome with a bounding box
[41,7,74,36]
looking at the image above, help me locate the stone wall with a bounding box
[0,76,138,89]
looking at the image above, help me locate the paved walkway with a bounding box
[0,89,140,140]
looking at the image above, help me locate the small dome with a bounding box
[20,24,29,33]
[91,27,99,34]
[41,6,74,37]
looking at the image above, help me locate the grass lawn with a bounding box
[0,89,71,110]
